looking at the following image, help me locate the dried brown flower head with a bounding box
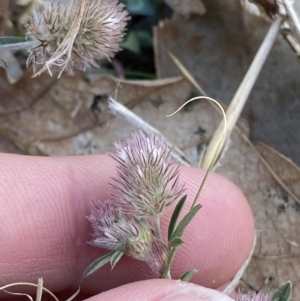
[25,0,129,76]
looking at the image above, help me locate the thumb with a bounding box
[84,279,234,301]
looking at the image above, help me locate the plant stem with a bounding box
[153,216,162,241]
[161,247,177,279]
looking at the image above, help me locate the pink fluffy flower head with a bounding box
[87,131,184,275]
[89,202,154,260]
[110,131,185,217]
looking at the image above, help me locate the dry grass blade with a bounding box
[64,287,80,301]
[168,51,208,96]
[282,0,300,39]
[201,15,282,169]
[166,95,227,208]
[167,52,223,168]
[0,280,59,301]
[3,290,33,301]
[36,278,43,301]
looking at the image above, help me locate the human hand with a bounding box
[0,154,254,301]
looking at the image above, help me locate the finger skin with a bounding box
[0,154,254,296]
[83,279,234,301]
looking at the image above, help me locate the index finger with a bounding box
[0,154,254,296]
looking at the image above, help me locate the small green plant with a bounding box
[84,131,200,279]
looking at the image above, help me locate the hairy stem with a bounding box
[153,216,162,241]
[161,247,177,279]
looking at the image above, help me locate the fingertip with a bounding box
[83,279,234,301]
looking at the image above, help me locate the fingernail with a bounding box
[160,282,234,301]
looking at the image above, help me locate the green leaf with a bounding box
[271,281,292,301]
[83,251,116,278]
[0,36,28,45]
[120,31,140,53]
[170,204,202,241]
[135,30,153,48]
[169,236,184,247]
[126,0,156,16]
[180,269,198,282]
[110,250,124,269]
[168,195,187,240]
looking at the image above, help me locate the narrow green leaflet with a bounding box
[180,269,198,282]
[83,251,116,277]
[170,204,202,241]
[110,250,124,269]
[0,37,37,51]
[271,281,292,301]
[0,37,28,45]
[168,195,187,240]
[169,236,184,247]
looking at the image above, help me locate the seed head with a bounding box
[25,0,129,76]
[89,202,154,260]
[110,131,185,217]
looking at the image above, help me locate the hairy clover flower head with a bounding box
[237,291,270,301]
[25,0,129,75]
[89,202,153,258]
[87,132,185,275]
[110,131,185,217]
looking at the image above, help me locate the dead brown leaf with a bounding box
[0,68,191,155]
[255,142,300,200]
[214,132,300,299]
[0,0,9,35]
[0,133,28,154]
[0,68,57,115]
[164,0,206,18]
